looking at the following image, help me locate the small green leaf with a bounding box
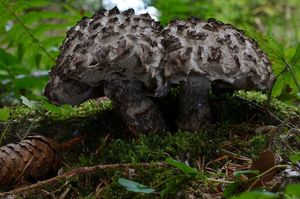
[21,95,35,108]
[272,75,285,97]
[0,70,9,76]
[233,170,260,178]
[20,96,41,111]
[0,48,18,66]
[165,158,200,176]
[118,178,155,193]
[285,184,300,197]
[0,108,10,121]
[231,191,279,199]
[289,152,300,164]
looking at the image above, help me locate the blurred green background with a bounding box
[0,0,299,107]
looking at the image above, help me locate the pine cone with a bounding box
[0,135,61,185]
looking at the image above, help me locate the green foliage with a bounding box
[0,0,90,106]
[244,28,300,101]
[289,152,300,164]
[152,0,282,26]
[285,184,300,198]
[231,191,279,199]
[165,157,200,177]
[228,184,300,199]
[0,107,9,121]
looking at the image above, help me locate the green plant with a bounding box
[160,158,207,197]
[231,191,279,199]
[289,152,300,164]
[0,108,9,121]
[117,158,218,198]
[244,28,300,103]
[229,184,300,199]
[116,158,206,198]
[0,0,89,105]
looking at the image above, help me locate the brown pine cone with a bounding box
[0,135,61,186]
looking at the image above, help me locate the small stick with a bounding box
[235,96,295,129]
[246,164,288,191]
[0,162,164,197]
[221,149,252,162]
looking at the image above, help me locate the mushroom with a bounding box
[45,7,167,133]
[159,18,275,131]
[45,7,275,133]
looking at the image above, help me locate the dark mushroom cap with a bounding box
[161,18,275,91]
[45,7,164,105]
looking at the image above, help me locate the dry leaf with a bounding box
[247,151,277,189]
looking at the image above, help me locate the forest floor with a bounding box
[0,91,299,198]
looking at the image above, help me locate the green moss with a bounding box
[236,91,300,116]
[93,129,226,165]
[241,134,268,158]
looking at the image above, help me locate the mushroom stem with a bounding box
[104,80,166,134]
[177,75,211,132]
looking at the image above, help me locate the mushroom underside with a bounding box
[45,78,105,106]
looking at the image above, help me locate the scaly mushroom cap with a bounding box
[45,7,164,105]
[161,18,275,91]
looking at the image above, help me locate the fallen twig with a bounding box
[0,162,164,197]
[246,164,288,191]
[220,149,252,162]
[235,96,296,129]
